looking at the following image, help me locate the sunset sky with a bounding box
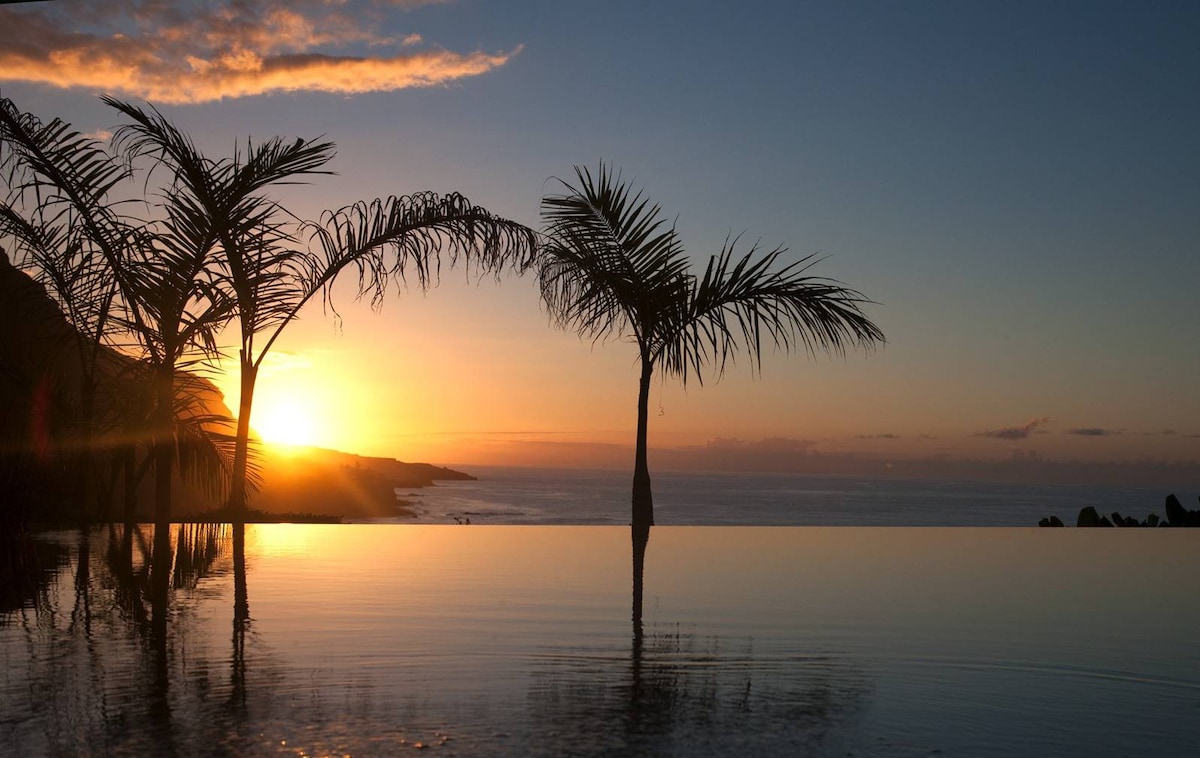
[3,0,1198,479]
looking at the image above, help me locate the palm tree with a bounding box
[539,163,884,625]
[0,98,137,515]
[1,97,237,529]
[105,98,540,516]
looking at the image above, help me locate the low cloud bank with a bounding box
[977,417,1051,441]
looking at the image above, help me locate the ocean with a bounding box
[391,466,1183,527]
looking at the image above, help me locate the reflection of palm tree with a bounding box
[107,98,539,516]
[539,163,884,619]
[230,522,249,711]
[529,622,870,753]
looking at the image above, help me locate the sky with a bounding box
[2,0,1199,484]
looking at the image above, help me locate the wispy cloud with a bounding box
[1065,427,1121,437]
[855,433,901,440]
[0,0,520,104]
[977,416,1052,441]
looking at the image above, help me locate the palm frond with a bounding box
[0,96,146,344]
[173,373,261,502]
[301,191,538,324]
[539,162,885,384]
[540,163,690,353]
[662,241,885,383]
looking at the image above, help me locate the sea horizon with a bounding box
[385,464,1189,528]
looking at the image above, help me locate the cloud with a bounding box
[855,433,901,440]
[977,416,1051,441]
[0,0,519,104]
[704,436,817,453]
[1065,427,1121,437]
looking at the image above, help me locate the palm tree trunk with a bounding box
[152,362,175,532]
[72,389,94,521]
[632,359,655,537]
[226,355,258,516]
[122,446,138,526]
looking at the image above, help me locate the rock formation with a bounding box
[1039,495,1200,527]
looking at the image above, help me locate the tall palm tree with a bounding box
[105,98,540,516]
[0,97,237,528]
[0,97,137,514]
[540,164,884,622]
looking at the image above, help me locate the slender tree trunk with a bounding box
[74,371,97,520]
[122,446,137,527]
[152,364,175,523]
[632,359,655,537]
[151,359,176,604]
[226,354,258,516]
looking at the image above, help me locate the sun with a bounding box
[252,395,321,448]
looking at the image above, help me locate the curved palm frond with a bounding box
[661,242,885,384]
[541,162,884,378]
[303,191,538,323]
[0,97,145,344]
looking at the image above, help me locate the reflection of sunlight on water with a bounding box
[248,523,314,557]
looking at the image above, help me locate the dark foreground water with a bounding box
[3,524,1198,756]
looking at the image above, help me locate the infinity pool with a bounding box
[3,525,1197,755]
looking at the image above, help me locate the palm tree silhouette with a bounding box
[105,98,539,516]
[0,97,233,528]
[539,163,884,623]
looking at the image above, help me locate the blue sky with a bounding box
[2,0,1198,481]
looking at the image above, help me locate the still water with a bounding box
[3,524,1198,756]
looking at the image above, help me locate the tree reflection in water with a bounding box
[230,521,249,712]
[0,523,263,755]
[4,525,871,756]
[526,529,870,756]
[1,535,68,619]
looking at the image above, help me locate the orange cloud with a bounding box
[0,1,519,104]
